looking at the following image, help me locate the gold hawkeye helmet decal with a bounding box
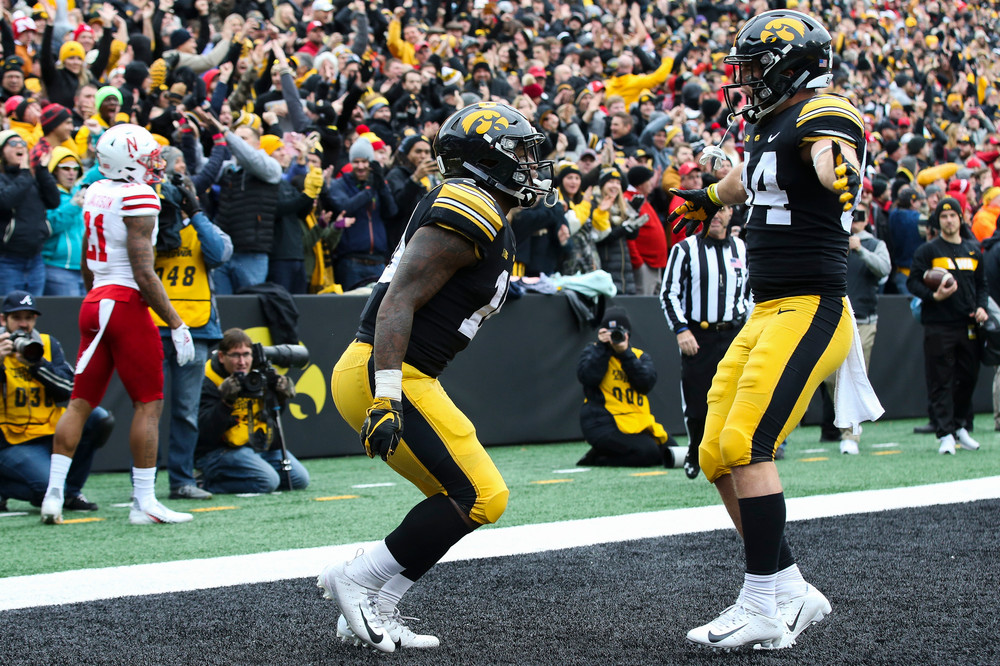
[462,106,511,135]
[760,17,806,43]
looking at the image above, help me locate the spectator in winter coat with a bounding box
[325,138,398,290]
[624,166,667,296]
[41,148,85,295]
[0,130,61,295]
[211,123,284,294]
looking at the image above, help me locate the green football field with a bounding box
[4,414,999,578]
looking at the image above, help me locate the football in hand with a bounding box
[923,267,955,290]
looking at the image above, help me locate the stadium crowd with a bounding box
[0,0,998,298]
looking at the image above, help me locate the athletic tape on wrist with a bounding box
[812,144,833,169]
[374,369,402,401]
[706,182,723,206]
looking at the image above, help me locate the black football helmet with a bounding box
[723,10,833,123]
[434,102,556,207]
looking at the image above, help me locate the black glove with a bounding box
[359,397,402,461]
[628,194,646,213]
[219,375,241,404]
[666,183,722,236]
[831,142,862,212]
[358,60,374,84]
[368,160,384,187]
[173,174,202,216]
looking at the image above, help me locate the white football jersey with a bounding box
[83,180,161,290]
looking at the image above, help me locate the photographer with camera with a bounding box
[577,306,682,468]
[325,137,398,291]
[0,291,114,513]
[196,328,310,494]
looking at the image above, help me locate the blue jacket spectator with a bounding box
[325,138,398,290]
[41,148,85,295]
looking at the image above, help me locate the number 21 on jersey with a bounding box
[84,211,108,262]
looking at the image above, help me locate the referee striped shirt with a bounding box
[660,235,750,331]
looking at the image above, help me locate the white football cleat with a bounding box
[775,583,832,648]
[686,602,785,651]
[318,562,394,653]
[337,610,440,649]
[382,608,440,649]
[938,434,956,455]
[955,428,980,451]
[128,500,193,524]
[839,440,859,455]
[40,487,64,525]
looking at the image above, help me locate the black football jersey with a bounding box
[741,93,866,301]
[356,179,515,377]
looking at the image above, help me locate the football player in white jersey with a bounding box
[40,124,198,525]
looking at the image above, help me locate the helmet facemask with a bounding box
[485,131,555,207]
[138,147,166,185]
[724,49,806,123]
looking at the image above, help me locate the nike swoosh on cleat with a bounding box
[786,605,804,632]
[708,624,748,643]
[359,604,385,644]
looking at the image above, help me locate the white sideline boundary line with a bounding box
[2,476,999,612]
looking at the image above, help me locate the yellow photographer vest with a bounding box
[596,347,669,444]
[151,224,211,328]
[0,334,66,444]
[205,359,272,449]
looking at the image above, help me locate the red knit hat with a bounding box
[39,103,71,135]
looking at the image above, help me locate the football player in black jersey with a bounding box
[666,10,872,651]
[319,102,555,653]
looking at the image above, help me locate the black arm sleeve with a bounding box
[198,377,238,451]
[577,342,611,387]
[617,349,657,394]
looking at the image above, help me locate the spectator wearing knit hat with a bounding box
[159,19,248,76]
[0,56,27,103]
[41,147,85,296]
[38,7,117,110]
[324,137,398,291]
[37,104,76,158]
[384,134,439,251]
[0,130,61,296]
[624,165,667,296]
[591,166,640,295]
[73,86,121,164]
[5,95,42,149]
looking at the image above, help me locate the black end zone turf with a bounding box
[2,501,998,665]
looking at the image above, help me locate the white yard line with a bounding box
[2,476,998,612]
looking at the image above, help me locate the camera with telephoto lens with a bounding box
[9,330,44,364]
[234,343,310,398]
[608,326,627,345]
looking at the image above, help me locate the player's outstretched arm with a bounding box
[810,139,861,211]
[372,225,478,373]
[666,166,746,236]
[125,214,184,329]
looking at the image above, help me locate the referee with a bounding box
[660,207,750,479]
